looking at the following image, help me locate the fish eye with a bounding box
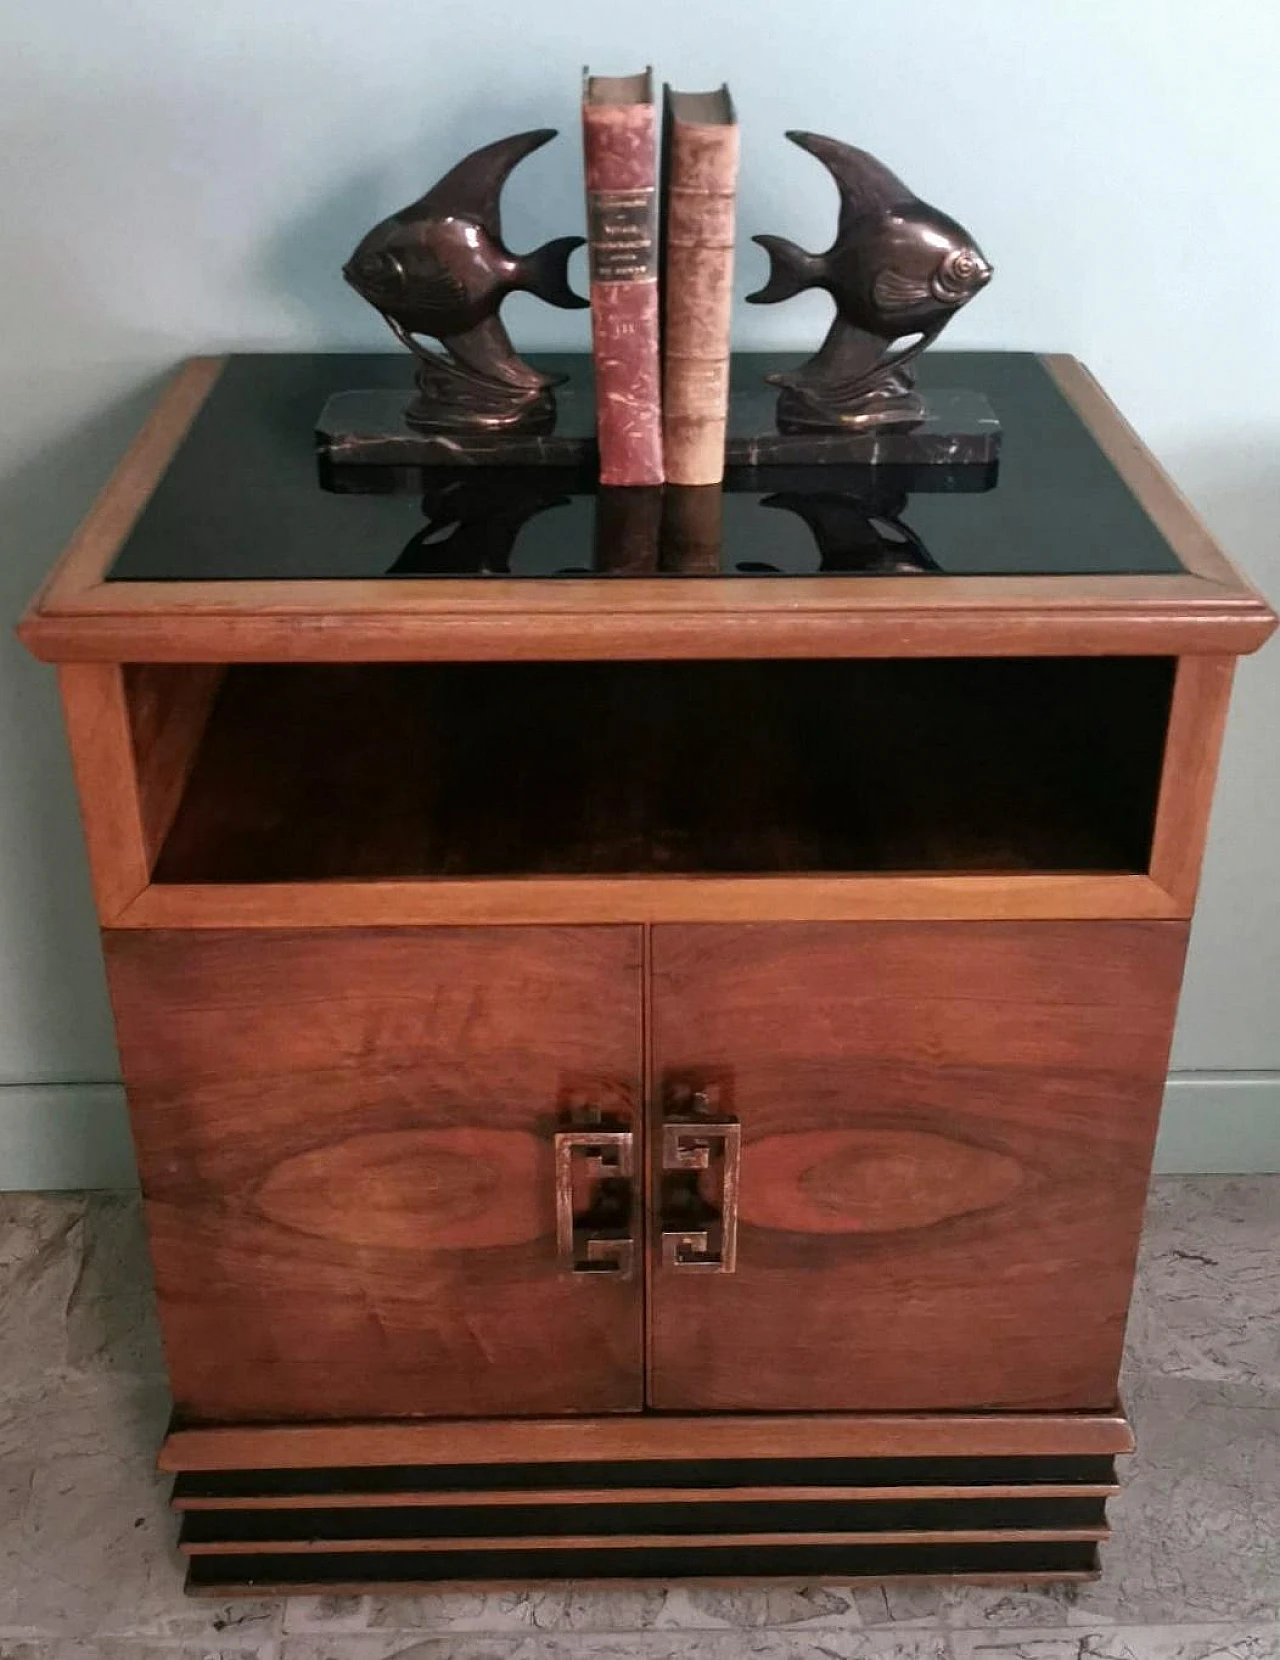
[363,251,405,287]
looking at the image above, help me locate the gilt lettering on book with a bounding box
[583,68,665,486]
[662,86,740,485]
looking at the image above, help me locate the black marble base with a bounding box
[317,371,1001,469]
[729,389,1000,466]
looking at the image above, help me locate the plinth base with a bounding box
[317,371,1001,470]
[163,1414,1123,1596]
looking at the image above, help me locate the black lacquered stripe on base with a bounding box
[186,1539,1102,1593]
[172,1452,1115,1592]
[180,1494,1109,1549]
[173,1454,1118,1505]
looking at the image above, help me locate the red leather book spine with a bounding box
[583,74,664,486]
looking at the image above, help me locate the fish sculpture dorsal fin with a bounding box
[786,131,915,236]
[395,128,557,237]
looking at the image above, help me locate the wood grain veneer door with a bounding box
[648,922,1187,1412]
[106,927,643,1421]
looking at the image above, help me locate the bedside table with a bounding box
[19,351,1275,1595]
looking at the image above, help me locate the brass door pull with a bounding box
[660,1085,741,1273]
[554,1116,636,1278]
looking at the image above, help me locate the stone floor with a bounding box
[0,1176,1275,1660]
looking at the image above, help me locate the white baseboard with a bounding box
[0,1074,1277,1190]
[1155,1073,1280,1172]
[0,1083,136,1189]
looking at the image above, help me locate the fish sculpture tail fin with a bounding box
[747,235,824,305]
[523,236,590,309]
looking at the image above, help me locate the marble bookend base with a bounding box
[316,384,1002,470]
[729,388,1001,468]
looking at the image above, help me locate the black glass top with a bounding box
[106,352,1185,582]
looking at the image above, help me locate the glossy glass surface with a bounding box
[107,352,1186,581]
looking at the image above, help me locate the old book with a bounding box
[661,85,739,485]
[582,67,664,486]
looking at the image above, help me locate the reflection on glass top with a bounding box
[106,352,1187,582]
[332,466,958,578]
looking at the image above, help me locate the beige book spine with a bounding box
[663,120,739,486]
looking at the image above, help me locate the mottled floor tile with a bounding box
[277,1582,948,1636]
[0,1370,167,1469]
[939,1585,1094,1633]
[0,1193,162,1402]
[278,1633,951,1660]
[1125,1178,1280,1399]
[654,1585,869,1631]
[0,1642,278,1660]
[283,1585,872,1637]
[1091,1380,1280,1624]
[0,1195,88,1395]
[0,1375,277,1645]
[281,1600,385,1637]
[943,1378,1280,1629]
[849,1586,948,1629]
[951,1625,1279,1660]
[63,1193,164,1380]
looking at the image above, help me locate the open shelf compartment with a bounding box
[131,658,1175,887]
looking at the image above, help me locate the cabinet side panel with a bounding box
[649,921,1187,1412]
[105,926,644,1421]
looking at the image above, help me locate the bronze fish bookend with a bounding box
[343,129,588,436]
[748,132,992,434]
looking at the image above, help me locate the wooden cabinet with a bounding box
[647,922,1186,1413]
[109,919,1188,1428]
[107,927,645,1420]
[18,350,1275,1592]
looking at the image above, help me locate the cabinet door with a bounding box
[106,927,643,1421]
[649,922,1186,1412]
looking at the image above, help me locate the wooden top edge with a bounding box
[28,569,1267,619]
[18,601,1276,663]
[17,349,1275,664]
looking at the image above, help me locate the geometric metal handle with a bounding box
[660,1085,741,1274]
[554,1118,636,1278]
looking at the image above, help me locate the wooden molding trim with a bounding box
[20,577,1276,663]
[112,872,1181,930]
[57,664,152,921]
[160,1412,1136,1472]
[179,1527,1110,1557]
[1148,654,1237,910]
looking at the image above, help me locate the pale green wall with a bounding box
[2,0,1278,1183]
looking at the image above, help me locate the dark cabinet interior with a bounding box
[149,657,1174,885]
